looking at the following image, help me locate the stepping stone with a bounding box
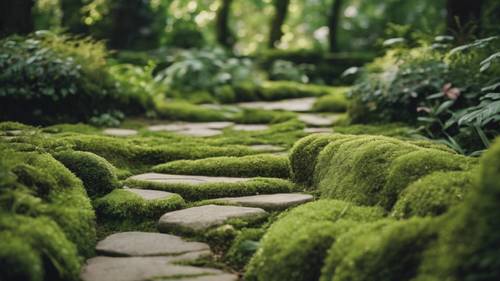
[249,144,285,152]
[96,232,210,257]
[129,173,251,185]
[304,127,332,134]
[80,256,235,281]
[179,128,222,137]
[103,128,138,137]
[298,114,339,126]
[232,124,269,131]
[238,97,317,112]
[158,205,268,233]
[177,274,238,281]
[149,122,234,137]
[124,188,178,201]
[212,193,314,211]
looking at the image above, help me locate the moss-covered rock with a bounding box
[245,200,384,281]
[94,188,185,220]
[124,177,297,201]
[391,170,475,218]
[54,150,119,197]
[417,138,500,280]
[329,217,438,281]
[312,89,350,113]
[152,154,290,178]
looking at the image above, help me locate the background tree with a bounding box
[328,0,343,52]
[216,0,235,48]
[0,0,35,37]
[61,0,88,34]
[446,0,483,35]
[269,0,290,48]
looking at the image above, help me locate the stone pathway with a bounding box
[149,122,234,137]
[212,193,314,211]
[304,127,333,134]
[124,188,178,200]
[158,204,268,234]
[249,144,286,152]
[298,113,340,127]
[129,173,252,185]
[103,128,138,137]
[232,124,269,131]
[237,97,317,112]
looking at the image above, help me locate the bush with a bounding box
[312,88,350,112]
[94,188,185,220]
[162,19,205,49]
[152,154,290,178]
[269,60,310,83]
[329,217,438,281]
[245,200,384,281]
[124,177,297,201]
[54,150,120,197]
[391,170,475,218]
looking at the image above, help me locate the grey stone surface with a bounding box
[148,122,235,137]
[159,205,268,233]
[129,173,251,185]
[176,274,239,281]
[212,193,314,210]
[249,144,285,152]
[232,124,269,131]
[238,97,317,112]
[304,127,332,134]
[298,114,340,126]
[103,128,138,137]
[80,256,228,281]
[124,188,178,201]
[96,232,210,257]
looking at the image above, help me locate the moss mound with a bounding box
[125,177,297,201]
[392,170,475,218]
[0,145,95,281]
[94,188,185,220]
[225,228,266,270]
[312,89,350,113]
[328,217,438,281]
[332,123,415,139]
[245,200,384,281]
[54,150,120,197]
[152,154,290,178]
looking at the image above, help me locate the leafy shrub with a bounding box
[153,154,290,178]
[269,60,310,83]
[245,200,384,281]
[54,150,120,197]
[349,36,500,155]
[0,32,151,124]
[162,19,205,49]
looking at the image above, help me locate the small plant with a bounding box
[269,60,310,83]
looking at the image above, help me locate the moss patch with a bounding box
[312,88,350,113]
[245,200,384,281]
[124,177,297,201]
[153,154,290,178]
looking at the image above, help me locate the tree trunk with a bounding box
[0,0,35,38]
[216,0,234,49]
[61,0,88,34]
[328,0,343,52]
[446,0,483,33]
[269,0,290,48]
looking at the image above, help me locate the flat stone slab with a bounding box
[232,124,269,131]
[129,173,251,185]
[304,127,332,134]
[212,193,314,211]
[238,97,317,112]
[177,274,238,281]
[298,114,339,127]
[80,256,233,281]
[158,205,268,233]
[149,122,235,137]
[103,128,138,137]
[96,232,209,257]
[249,144,285,152]
[124,188,178,201]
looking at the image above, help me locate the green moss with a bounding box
[231,108,297,124]
[330,217,438,281]
[155,100,228,122]
[94,188,185,220]
[54,150,120,197]
[418,138,500,280]
[0,214,81,281]
[42,123,100,134]
[153,154,290,178]
[333,123,416,139]
[391,170,475,218]
[0,121,34,131]
[245,200,384,281]
[124,177,297,201]
[289,133,352,186]
[225,228,266,270]
[320,219,394,281]
[313,88,350,113]
[255,81,340,101]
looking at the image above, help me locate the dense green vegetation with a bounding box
[0,1,499,281]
